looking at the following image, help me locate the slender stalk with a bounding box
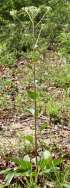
[32,20,38,166]
[25,9,44,166]
[34,62,37,166]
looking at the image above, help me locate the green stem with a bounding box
[34,62,37,166]
[32,20,38,166]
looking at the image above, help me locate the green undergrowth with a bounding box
[0,53,70,187]
[0,136,70,188]
[0,54,70,125]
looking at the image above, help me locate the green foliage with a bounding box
[0,45,16,66]
[27,90,40,100]
[46,99,61,118]
[45,64,70,89]
[0,0,70,65]
[58,32,70,60]
[1,154,70,188]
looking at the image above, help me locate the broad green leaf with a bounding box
[12,159,32,171]
[38,158,60,172]
[38,159,51,170]
[0,168,11,175]
[5,171,15,185]
[27,90,38,100]
[24,135,33,144]
[52,159,63,166]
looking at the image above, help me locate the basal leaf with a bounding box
[27,90,38,100]
[5,171,15,185]
[12,159,32,171]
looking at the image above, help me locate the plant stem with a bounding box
[34,62,37,166]
[32,20,38,166]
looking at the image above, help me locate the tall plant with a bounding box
[24,6,44,166]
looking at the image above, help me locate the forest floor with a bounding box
[0,51,70,173]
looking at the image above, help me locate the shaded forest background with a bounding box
[0,0,70,66]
